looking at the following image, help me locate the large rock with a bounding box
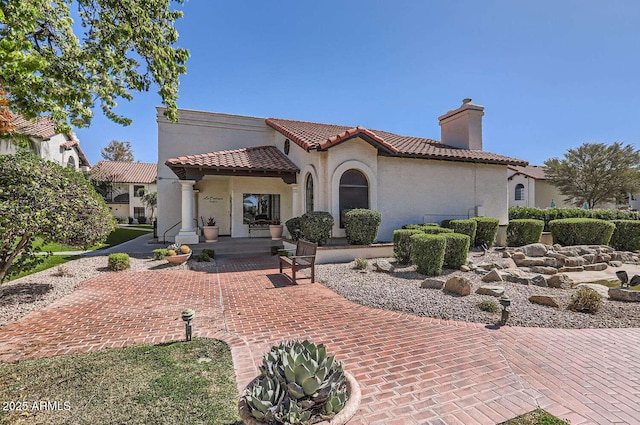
[482,269,504,282]
[595,254,612,263]
[546,273,573,289]
[581,254,596,264]
[546,251,568,261]
[514,257,546,267]
[528,295,560,308]
[558,266,585,273]
[530,266,558,275]
[443,276,472,296]
[608,288,640,302]
[460,265,471,272]
[476,258,517,270]
[421,278,445,289]
[511,252,526,260]
[476,285,505,297]
[373,260,395,273]
[608,261,623,268]
[506,272,547,287]
[584,263,608,272]
[564,257,585,267]
[543,257,558,267]
[521,243,549,257]
[575,283,610,299]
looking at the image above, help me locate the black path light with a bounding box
[181,308,195,341]
[616,270,629,289]
[499,295,511,326]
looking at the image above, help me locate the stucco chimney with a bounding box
[438,98,484,150]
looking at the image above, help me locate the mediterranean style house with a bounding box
[90,161,158,222]
[0,114,90,172]
[157,99,528,244]
[507,165,571,209]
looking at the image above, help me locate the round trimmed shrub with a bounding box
[393,229,422,264]
[421,226,454,235]
[472,217,500,247]
[442,233,471,269]
[402,224,422,230]
[446,219,477,242]
[507,219,544,247]
[610,220,640,251]
[108,253,130,271]
[344,208,381,245]
[410,233,446,276]
[285,216,303,241]
[300,211,334,246]
[548,218,615,246]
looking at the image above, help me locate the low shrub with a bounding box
[509,206,640,231]
[472,217,500,247]
[197,252,211,262]
[354,258,368,270]
[51,265,73,277]
[270,246,280,256]
[128,216,134,224]
[549,218,615,246]
[507,219,544,246]
[285,217,303,241]
[446,219,477,241]
[114,215,128,224]
[108,253,130,271]
[393,229,422,264]
[610,220,640,251]
[421,226,454,235]
[202,248,215,258]
[401,224,423,230]
[442,233,471,269]
[478,300,500,313]
[153,248,167,260]
[300,211,334,246]
[568,287,603,314]
[410,233,446,276]
[137,216,147,224]
[344,208,381,245]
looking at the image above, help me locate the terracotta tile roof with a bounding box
[265,117,527,166]
[91,161,157,184]
[12,114,57,139]
[508,165,547,180]
[165,145,300,173]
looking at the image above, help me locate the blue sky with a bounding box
[74,1,640,167]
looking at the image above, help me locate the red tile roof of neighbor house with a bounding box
[508,165,547,180]
[12,114,58,139]
[265,117,528,166]
[91,161,157,184]
[165,145,300,173]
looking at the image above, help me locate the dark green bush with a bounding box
[137,216,147,224]
[568,287,603,314]
[421,226,454,235]
[393,229,422,264]
[472,217,500,247]
[344,208,381,245]
[402,224,423,230]
[610,220,640,251]
[300,211,334,246]
[202,248,215,258]
[152,248,167,260]
[509,207,640,231]
[108,253,130,271]
[446,219,477,242]
[442,233,470,269]
[285,217,303,241]
[410,233,446,276]
[549,218,615,246]
[197,252,211,262]
[507,219,544,246]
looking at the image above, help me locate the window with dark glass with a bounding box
[339,169,369,227]
[305,174,314,213]
[515,183,525,201]
[66,156,76,169]
[133,185,145,197]
[243,194,281,223]
[134,207,145,218]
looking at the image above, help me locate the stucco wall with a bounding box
[507,173,535,208]
[535,180,571,209]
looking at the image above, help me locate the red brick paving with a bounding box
[1,256,639,424]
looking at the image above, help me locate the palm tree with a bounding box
[137,188,157,222]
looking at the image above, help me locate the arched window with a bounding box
[339,169,369,227]
[515,183,525,201]
[305,173,314,213]
[66,156,76,169]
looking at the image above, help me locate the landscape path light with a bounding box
[181,308,195,341]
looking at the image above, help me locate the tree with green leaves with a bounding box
[0,152,116,282]
[0,0,189,133]
[544,142,640,209]
[101,140,134,162]
[137,188,157,221]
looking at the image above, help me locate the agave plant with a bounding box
[273,399,312,425]
[244,375,285,421]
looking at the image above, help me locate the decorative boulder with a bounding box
[564,257,585,267]
[546,273,573,289]
[443,276,472,296]
[482,269,504,282]
[521,243,549,257]
[373,260,395,273]
[583,263,608,272]
[530,266,558,275]
[558,266,585,273]
[528,295,560,308]
[506,272,547,287]
[476,285,505,297]
[608,288,640,302]
[421,278,445,289]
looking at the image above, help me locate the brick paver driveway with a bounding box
[1,256,639,424]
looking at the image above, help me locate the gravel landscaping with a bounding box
[316,250,640,329]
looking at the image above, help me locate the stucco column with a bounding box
[192,189,199,232]
[291,184,300,218]
[175,180,199,245]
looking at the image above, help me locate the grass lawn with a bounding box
[6,255,78,282]
[500,408,570,424]
[0,338,241,425]
[33,228,151,253]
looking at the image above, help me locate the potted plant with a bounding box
[201,216,219,242]
[269,218,284,240]
[165,244,192,264]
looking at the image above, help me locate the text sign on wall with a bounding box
[203,196,223,204]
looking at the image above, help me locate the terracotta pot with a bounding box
[269,224,284,240]
[238,372,360,425]
[164,252,191,264]
[203,226,219,242]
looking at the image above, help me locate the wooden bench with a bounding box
[279,240,318,284]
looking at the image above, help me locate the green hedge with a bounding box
[402,223,438,230]
[344,209,381,245]
[108,253,130,271]
[610,220,640,251]
[442,233,470,269]
[410,233,446,276]
[446,219,477,242]
[421,226,454,235]
[285,217,303,241]
[393,229,423,264]
[548,218,615,246]
[472,217,500,247]
[300,211,334,246]
[509,207,640,231]
[507,219,544,247]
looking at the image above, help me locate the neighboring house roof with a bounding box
[265,117,527,166]
[165,145,300,177]
[61,135,91,168]
[91,161,157,184]
[12,114,58,139]
[508,165,547,180]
